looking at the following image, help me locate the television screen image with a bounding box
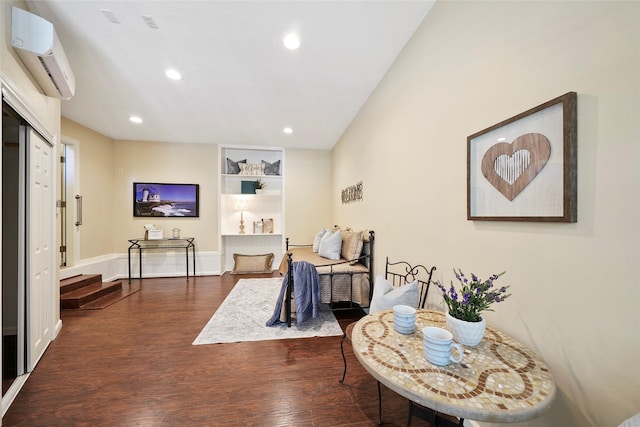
[133,183,199,217]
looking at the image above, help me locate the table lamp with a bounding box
[235,199,249,234]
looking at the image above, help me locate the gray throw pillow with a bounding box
[369,275,419,314]
[318,230,342,260]
[312,228,329,253]
[262,159,280,175]
[226,158,247,174]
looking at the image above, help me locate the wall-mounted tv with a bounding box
[133,182,199,217]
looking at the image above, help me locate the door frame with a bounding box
[60,136,80,268]
[1,76,60,415]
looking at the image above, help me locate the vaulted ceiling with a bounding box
[27,1,434,149]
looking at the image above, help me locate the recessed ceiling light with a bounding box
[165,69,182,80]
[129,116,143,124]
[283,33,301,50]
[283,127,293,134]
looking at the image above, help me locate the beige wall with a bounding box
[61,118,116,259]
[60,121,220,257]
[57,122,333,259]
[284,148,333,243]
[112,140,218,252]
[333,2,639,427]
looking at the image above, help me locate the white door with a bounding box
[26,129,54,370]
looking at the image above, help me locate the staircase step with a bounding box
[78,283,141,310]
[60,280,123,309]
[60,274,103,295]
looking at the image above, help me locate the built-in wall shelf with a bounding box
[218,145,285,272]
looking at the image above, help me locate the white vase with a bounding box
[445,312,486,347]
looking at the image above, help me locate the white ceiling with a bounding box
[26,1,434,150]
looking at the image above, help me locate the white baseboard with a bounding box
[53,319,63,338]
[2,373,30,417]
[60,253,121,281]
[59,250,223,282]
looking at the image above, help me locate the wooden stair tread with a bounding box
[60,280,122,309]
[60,281,122,299]
[60,274,103,295]
[60,274,140,310]
[76,284,141,310]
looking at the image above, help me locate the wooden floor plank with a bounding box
[3,274,433,426]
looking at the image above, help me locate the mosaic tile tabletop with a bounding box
[352,310,556,423]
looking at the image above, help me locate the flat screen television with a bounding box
[133,182,199,217]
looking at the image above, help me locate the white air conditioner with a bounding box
[11,6,76,100]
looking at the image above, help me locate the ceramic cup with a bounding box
[422,326,463,366]
[393,305,416,334]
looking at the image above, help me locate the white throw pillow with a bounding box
[318,229,342,260]
[312,228,329,253]
[369,275,419,314]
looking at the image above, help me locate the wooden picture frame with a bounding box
[467,92,577,222]
[262,218,274,234]
[253,218,274,234]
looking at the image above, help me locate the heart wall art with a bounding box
[481,133,551,201]
[467,92,577,222]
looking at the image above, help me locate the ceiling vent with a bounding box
[11,7,76,100]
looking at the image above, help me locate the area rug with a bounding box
[192,277,344,345]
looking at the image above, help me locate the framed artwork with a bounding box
[262,218,274,234]
[133,182,200,217]
[467,92,577,222]
[252,218,273,233]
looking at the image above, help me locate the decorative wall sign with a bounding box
[342,181,363,204]
[467,92,577,222]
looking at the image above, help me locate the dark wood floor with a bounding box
[3,273,433,426]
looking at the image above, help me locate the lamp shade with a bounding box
[235,199,249,211]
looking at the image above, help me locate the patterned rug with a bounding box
[192,277,344,345]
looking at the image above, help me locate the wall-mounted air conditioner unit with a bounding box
[11,6,76,100]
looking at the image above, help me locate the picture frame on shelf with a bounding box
[147,229,163,240]
[241,180,257,194]
[262,218,274,234]
[467,92,577,222]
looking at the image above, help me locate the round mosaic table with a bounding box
[351,310,556,423]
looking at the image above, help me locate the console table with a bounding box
[127,237,196,283]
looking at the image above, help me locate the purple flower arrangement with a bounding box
[435,269,511,322]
